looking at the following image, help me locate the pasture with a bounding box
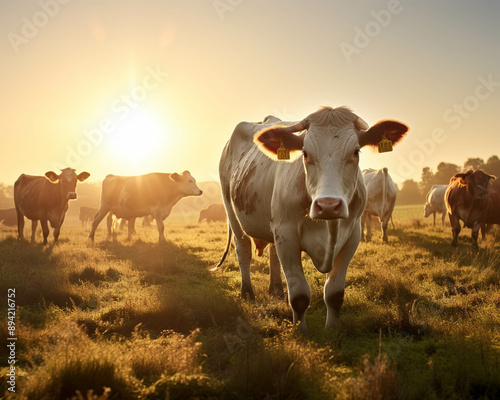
[1,205,500,399]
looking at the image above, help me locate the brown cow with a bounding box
[14,168,90,244]
[0,208,17,227]
[198,204,226,223]
[89,171,202,243]
[445,169,496,248]
[79,206,98,229]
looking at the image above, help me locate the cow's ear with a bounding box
[454,172,471,185]
[45,171,59,183]
[254,123,306,161]
[170,173,181,182]
[488,174,496,181]
[358,120,408,149]
[77,172,90,182]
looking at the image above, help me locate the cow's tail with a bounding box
[210,221,232,271]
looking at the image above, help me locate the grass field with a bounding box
[1,205,500,399]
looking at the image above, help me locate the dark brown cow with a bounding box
[14,168,90,244]
[79,206,98,229]
[0,208,17,227]
[89,171,202,243]
[445,169,496,248]
[198,203,226,223]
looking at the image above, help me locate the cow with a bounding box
[445,169,496,248]
[424,185,448,226]
[14,168,90,244]
[0,208,17,227]
[216,106,408,333]
[79,206,98,229]
[89,171,202,243]
[198,204,226,223]
[361,168,397,243]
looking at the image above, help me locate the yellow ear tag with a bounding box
[378,133,393,153]
[277,139,290,160]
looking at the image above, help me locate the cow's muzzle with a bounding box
[310,197,348,220]
[67,192,77,200]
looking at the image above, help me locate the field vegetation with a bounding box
[1,206,499,399]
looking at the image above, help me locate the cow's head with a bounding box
[170,170,203,197]
[45,168,90,200]
[454,170,496,200]
[424,203,433,218]
[254,107,408,220]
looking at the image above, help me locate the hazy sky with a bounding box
[1,0,499,186]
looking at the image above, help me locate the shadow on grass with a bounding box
[88,239,246,337]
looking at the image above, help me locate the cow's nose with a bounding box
[310,197,348,220]
[67,192,77,200]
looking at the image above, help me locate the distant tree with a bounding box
[420,166,435,198]
[397,179,423,205]
[463,157,484,171]
[433,162,459,185]
[0,183,14,209]
[484,155,500,177]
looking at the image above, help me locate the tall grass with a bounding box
[1,206,500,399]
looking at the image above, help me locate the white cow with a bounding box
[217,107,408,333]
[424,184,448,226]
[361,168,397,243]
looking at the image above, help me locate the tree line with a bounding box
[397,155,500,205]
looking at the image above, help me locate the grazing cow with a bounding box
[89,171,202,243]
[424,185,448,226]
[0,208,17,227]
[445,169,496,248]
[14,168,90,244]
[79,206,98,229]
[198,204,226,223]
[361,168,397,243]
[217,106,408,333]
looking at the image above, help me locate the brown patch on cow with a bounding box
[231,161,260,215]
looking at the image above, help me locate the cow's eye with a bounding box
[354,148,361,157]
[302,150,308,158]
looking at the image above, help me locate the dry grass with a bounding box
[1,207,500,399]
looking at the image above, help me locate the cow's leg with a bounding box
[234,234,255,300]
[441,212,446,226]
[127,218,136,240]
[89,208,110,241]
[17,211,25,241]
[30,220,38,243]
[449,213,461,246]
[360,212,366,241]
[274,231,309,334]
[325,222,361,329]
[471,221,482,249]
[365,214,372,242]
[268,244,284,298]
[40,220,50,245]
[155,217,166,243]
[106,213,113,239]
[433,212,436,227]
[381,217,389,243]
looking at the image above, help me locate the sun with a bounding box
[107,109,167,163]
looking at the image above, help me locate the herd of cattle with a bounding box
[1,106,499,332]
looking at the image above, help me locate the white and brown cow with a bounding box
[14,168,90,244]
[89,171,202,243]
[361,168,397,243]
[445,169,496,248]
[217,106,408,333]
[424,184,448,226]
